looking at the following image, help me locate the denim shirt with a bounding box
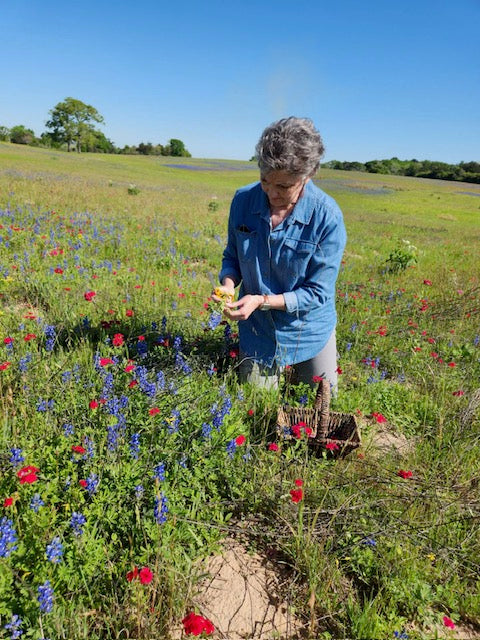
[219,179,347,367]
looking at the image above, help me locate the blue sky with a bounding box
[2,0,479,163]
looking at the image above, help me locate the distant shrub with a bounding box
[385,239,417,273]
[208,200,219,212]
[127,184,140,195]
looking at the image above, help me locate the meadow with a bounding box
[0,142,479,640]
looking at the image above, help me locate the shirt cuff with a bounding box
[283,291,298,314]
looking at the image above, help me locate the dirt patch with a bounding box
[181,539,307,639]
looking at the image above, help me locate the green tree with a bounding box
[45,97,105,152]
[0,126,10,141]
[9,125,36,145]
[164,138,191,157]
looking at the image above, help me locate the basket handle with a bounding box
[314,379,331,438]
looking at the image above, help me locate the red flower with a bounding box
[452,390,464,396]
[99,357,114,366]
[79,479,87,488]
[84,291,96,301]
[423,279,432,285]
[3,497,13,507]
[447,362,456,368]
[247,409,254,416]
[336,366,343,374]
[124,364,135,372]
[229,348,239,359]
[0,362,11,371]
[17,465,40,484]
[54,267,63,274]
[72,445,86,454]
[290,488,304,503]
[89,400,99,409]
[112,333,124,347]
[268,443,279,452]
[24,333,37,341]
[149,407,160,416]
[325,442,340,451]
[139,567,153,584]
[235,435,246,446]
[182,612,215,636]
[125,309,134,317]
[312,375,323,383]
[372,412,387,424]
[398,469,413,479]
[126,567,139,582]
[443,616,455,629]
[294,478,304,487]
[3,337,13,344]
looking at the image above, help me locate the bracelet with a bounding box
[260,294,271,311]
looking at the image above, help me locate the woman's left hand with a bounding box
[223,295,263,321]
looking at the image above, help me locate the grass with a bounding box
[0,142,479,639]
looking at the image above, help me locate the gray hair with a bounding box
[255,116,325,178]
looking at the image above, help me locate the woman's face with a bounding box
[260,170,308,209]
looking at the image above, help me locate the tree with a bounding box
[164,138,191,157]
[0,126,10,141]
[45,97,104,152]
[9,125,37,145]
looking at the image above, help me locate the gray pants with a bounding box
[238,330,338,391]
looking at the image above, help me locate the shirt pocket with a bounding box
[281,237,316,278]
[235,229,258,291]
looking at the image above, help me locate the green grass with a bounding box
[0,142,479,639]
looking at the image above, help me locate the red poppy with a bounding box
[182,612,215,636]
[17,465,40,484]
[112,333,124,347]
[398,469,413,479]
[235,435,246,446]
[72,445,86,454]
[290,488,304,503]
[149,407,160,416]
[443,616,455,629]
[126,567,139,582]
[139,567,153,584]
[84,291,96,301]
[325,442,340,451]
[3,497,13,507]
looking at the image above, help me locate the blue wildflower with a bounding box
[153,463,165,481]
[70,512,86,536]
[43,324,56,351]
[85,474,99,495]
[4,614,23,639]
[361,537,377,547]
[9,447,24,467]
[202,422,212,438]
[154,493,168,524]
[38,580,54,613]
[30,494,45,513]
[207,311,222,330]
[46,536,63,563]
[0,517,18,557]
[130,433,140,459]
[63,423,75,437]
[226,439,237,459]
[135,484,144,500]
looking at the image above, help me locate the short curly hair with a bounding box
[255,116,325,178]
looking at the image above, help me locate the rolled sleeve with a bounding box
[283,291,298,314]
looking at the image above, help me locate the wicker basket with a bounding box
[277,380,361,456]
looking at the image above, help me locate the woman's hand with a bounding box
[211,285,235,303]
[223,295,263,321]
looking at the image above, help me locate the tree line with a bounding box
[0,97,191,157]
[323,157,480,184]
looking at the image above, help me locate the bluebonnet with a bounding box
[207,311,222,330]
[82,316,91,330]
[175,352,192,375]
[84,436,95,459]
[4,614,23,639]
[161,316,167,332]
[107,424,119,452]
[226,439,237,459]
[18,353,32,373]
[85,474,99,495]
[223,323,232,341]
[9,447,24,467]
[207,363,216,377]
[0,517,18,557]
[70,512,86,536]
[130,433,140,459]
[61,370,72,383]
[394,631,409,639]
[46,536,63,563]
[135,484,144,500]
[38,580,54,613]
[178,453,187,468]
[202,422,212,438]
[361,537,377,547]
[154,493,168,524]
[43,324,56,351]
[474,335,479,346]
[168,409,181,434]
[299,394,308,406]
[30,494,45,512]
[346,342,352,351]
[137,337,148,358]
[135,366,156,397]
[156,370,166,390]
[63,423,75,437]
[173,335,182,351]
[153,463,166,481]
[37,398,54,412]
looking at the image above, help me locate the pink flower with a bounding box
[423,279,432,285]
[443,616,455,629]
[149,407,160,416]
[235,435,246,446]
[89,399,99,409]
[325,442,340,451]
[398,469,413,479]
[182,611,215,636]
[3,497,13,507]
[126,567,139,582]
[294,478,304,487]
[112,333,124,346]
[79,479,87,488]
[290,488,304,503]
[312,375,323,383]
[84,291,96,301]
[268,443,279,452]
[372,412,387,424]
[139,567,153,584]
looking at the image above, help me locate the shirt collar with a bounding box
[252,181,316,225]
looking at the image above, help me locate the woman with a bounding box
[214,116,346,390]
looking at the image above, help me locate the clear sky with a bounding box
[2,0,479,163]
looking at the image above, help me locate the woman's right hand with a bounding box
[211,285,235,303]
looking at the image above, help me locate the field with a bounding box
[0,142,479,640]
